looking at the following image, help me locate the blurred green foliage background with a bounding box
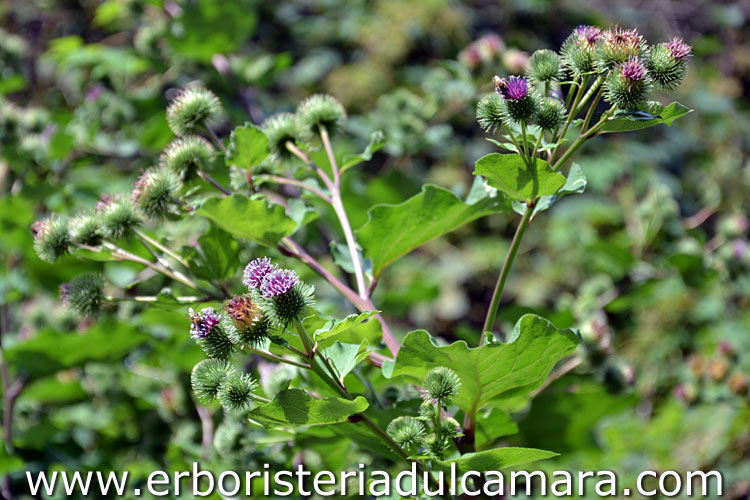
[0,0,749,498]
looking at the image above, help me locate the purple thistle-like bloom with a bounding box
[619,57,647,86]
[494,75,528,100]
[605,26,642,50]
[189,307,222,339]
[243,257,277,289]
[666,37,691,61]
[260,269,299,298]
[576,25,602,47]
[59,283,70,305]
[95,194,115,212]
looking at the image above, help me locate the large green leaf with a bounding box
[436,447,558,474]
[322,341,371,384]
[383,314,580,415]
[5,321,149,380]
[357,184,508,277]
[314,311,380,342]
[248,389,369,427]
[226,123,269,168]
[512,163,587,216]
[600,101,692,134]
[474,153,566,202]
[197,195,297,246]
[476,409,519,450]
[183,226,240,280]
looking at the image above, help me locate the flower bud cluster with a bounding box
[386,366,462,460]
[676,347,749,405]
[478,24,692,136]
[32,216,71,263]
[166,87,222,137]
[191,359,259,412]
[59,273,104,318]
[261,94,347,162]
[131,167,181,219]
[242,257,314,327]
[187,256,318,415]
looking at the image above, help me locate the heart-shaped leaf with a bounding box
[314,311,380,342]
[383,314,580,415]
[436,447,558,474]
[357,184,508,277]
[248,389,369,427]
[226,123,269,168]
[512,162,587,215]
[197,194,297,247]
[474,153,566,202]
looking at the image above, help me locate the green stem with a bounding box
[198,170,231,196]
[204,124,228,154]
[520,120,529,158]
[134,228,189,267]
[291,320,449,498]
[251,394,272,404]
[500,123,524,158]
[573,75,603,115]
[552,135,585,172]
[552,105,617,172]
[244,345,311,370]
[102,242,197,289]
[552,75,590,162]
[480,202,534,343]
[564,76,580,110]
[359,415,451,499]
[284,141,335,191]
[262,175,332,203]
[532,128,544,159]
[320,126,367,299]
[293,319,348,398]
[580,88,604,133]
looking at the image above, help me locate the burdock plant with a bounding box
[475,24,692,349]
[32,28,692,494]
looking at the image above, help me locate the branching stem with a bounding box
[319,126,367,299]
[134,228,189,267]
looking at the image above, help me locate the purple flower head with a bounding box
[86,84,104,102]
[130,170,150,203]
[260,269,299,298]
[604,26,642,50]
[59,283,70,305]
[30,220,47,238]
[576,25,602,47]
[494,75,528,100]
[732,239,747,260]
[666,37,691,61]
[619,57,647,87]
[243,257,277,289]
[95,194,115,212]
[189,307,222,339]
[718,340,736,357]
